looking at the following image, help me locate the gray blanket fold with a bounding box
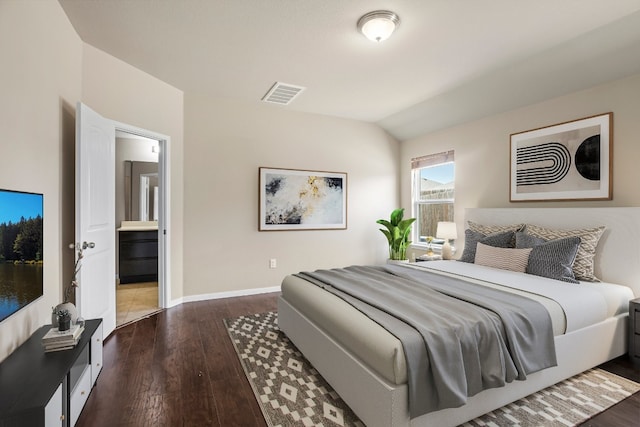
[296,264,557,418]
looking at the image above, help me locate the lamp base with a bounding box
[442,241,453,260]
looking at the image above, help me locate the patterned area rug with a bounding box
[225,312,640,427]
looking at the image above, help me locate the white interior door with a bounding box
[76,102,116,337]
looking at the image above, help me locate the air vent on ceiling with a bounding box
[261,82,306,105]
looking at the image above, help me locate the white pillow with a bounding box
[474,243,533,273]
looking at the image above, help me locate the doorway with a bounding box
[76,103,170,338]
[115,132,162,326]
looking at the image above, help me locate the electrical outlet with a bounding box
[269,258,277,269]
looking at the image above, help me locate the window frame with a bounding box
[410,150,455,250]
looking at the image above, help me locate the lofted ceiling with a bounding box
[58,0,640,141]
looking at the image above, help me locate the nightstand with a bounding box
[415,254,443,262]
[630,298,640,366]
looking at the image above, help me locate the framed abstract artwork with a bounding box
[259,167,347,231]
[510,113,612,202]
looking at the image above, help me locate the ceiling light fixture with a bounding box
[357,10,400,43]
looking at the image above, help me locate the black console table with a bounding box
[0,318,103,427]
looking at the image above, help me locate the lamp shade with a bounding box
[436,222,458,240]
[357,11,400,42]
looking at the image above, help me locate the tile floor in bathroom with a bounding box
[116,281,160,327]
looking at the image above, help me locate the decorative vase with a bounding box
[52,302,78,327]
[425,243,434,256]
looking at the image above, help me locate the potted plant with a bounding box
[56,308,71,331]
[376,208,416,262]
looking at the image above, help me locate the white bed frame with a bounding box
[278,208,640,427]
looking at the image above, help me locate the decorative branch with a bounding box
[63,243,84,303]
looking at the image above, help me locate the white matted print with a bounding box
[259,167,347,231]
[510,113,612,202]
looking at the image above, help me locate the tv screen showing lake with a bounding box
[0,263,43,322]
[0,189,44,323]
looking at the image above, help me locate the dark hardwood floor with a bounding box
[76,293,640,426]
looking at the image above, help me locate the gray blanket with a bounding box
[296,264,557,418]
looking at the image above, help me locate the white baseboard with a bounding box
[168,285,281,308]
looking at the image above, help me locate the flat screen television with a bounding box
[0,189,43,323]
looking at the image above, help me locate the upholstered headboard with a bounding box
[465,208,640,297]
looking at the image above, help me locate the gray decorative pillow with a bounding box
[468,221,525,235]
[515,232,545,248]
[516,232,581,283]
[459,229,515,263]
[524,224,604,282]
[468,221,524,247]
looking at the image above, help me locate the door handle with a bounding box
[82,241,96,250]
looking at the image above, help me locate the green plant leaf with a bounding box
[376,219,392,229]
[390,208,404,226]
[378,228,393,245]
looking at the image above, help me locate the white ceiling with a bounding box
[58,0,640,141]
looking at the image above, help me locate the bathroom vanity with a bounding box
[117,221,158,284]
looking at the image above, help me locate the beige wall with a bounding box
[81,44,185,300]
[0,1,185,361]
[0,0,82,362]
[183,95,399,297]
[401,72,640,252]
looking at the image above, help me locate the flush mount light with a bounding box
[357,10,400,42]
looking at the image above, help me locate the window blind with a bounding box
[411,150,454,170]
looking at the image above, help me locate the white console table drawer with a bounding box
[70,365,92,426]
[44,383,64,427]
[91,322,103,385]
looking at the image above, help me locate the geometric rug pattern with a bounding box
[463,368,640,427]
[225,312,640,427]
[225,311,364,426]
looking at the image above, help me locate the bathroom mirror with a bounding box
[124,160,159,221]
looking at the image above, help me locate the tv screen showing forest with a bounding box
[0,189,43,323]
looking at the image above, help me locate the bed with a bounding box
[277,208,640,427]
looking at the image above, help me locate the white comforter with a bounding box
[416,261,633,333]
[279,261,633,388]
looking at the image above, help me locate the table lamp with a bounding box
[436,221,458,260]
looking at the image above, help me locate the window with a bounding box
[411,150,455,246]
